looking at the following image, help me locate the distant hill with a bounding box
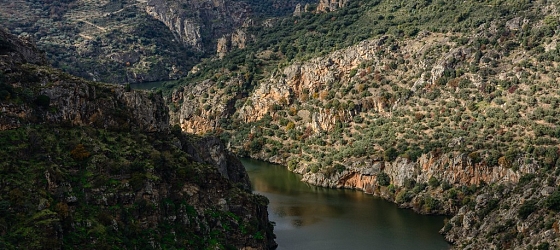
[0,0,315,84]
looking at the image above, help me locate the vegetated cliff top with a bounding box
[0,28,276,250]
[164,1,560,248]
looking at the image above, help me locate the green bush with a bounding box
[34,94,51,107]
[376,172,390,186]
[428,176,440,188]
[383,147,398,161]
[518,199,537,219]
[396,190,413,203]
[309,164,319,173]
[404,177,416,189]
[545,190,560,211]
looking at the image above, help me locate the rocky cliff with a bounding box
[168,1,560,248]
[442,171,560,249]
[316,0,349,12]
[0,28,276,249]
[146,0,252,53]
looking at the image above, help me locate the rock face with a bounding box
[146,0,251,53]
[0,28,169,132]
[169,77,247,134]
[0,28,276,249]
[0,69,169,133]
[184,136,252,191]
[217,29,250,58]
[0,29,46,65]
[238,38,382,128]
[316,0,350,12]
[442,173,560,249]
[301,152,538,200]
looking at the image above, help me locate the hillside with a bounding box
[165,0,560,248]
[0,0,315,84]
[0,28,276,249]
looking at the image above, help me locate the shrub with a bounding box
[412,183,427,194]
[518,199,537,219]
[537,242,550,250]
[383,147,398,161]
[334,163,345,173]
[518,173,536,187]
[404,177,416,189]
[396,190,413,203]
[35,94,51,107]
[441,181,452,191]
[387,184,396,194]
[309,164,319,173]
[428,176,440,188]
[287,159,298,171]
[545,190,560,211]
[423,196,440,212]
[377,172,390,186]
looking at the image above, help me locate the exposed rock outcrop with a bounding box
[169,76,246,134]
[302,152,537,195]
[316,0,349,12]
[184,136,252,191]
[0,66,169,132]
[217,29,251,58]
[146,0,251,53]
[0,29,46,66]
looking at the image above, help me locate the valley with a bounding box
[2,0,560,249]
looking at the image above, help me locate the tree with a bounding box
[34,94,51,107]
[377,172,390,186]
[383,148,398,161]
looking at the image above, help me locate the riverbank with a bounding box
[242,158,451,250]
[244,151,560,249]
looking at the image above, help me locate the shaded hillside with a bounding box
[0,0,315,83]
[0,28,276,249]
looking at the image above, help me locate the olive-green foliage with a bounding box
[422,196,440,213]
[518,199,537,219]
[396,190,413,203]
[175,0,560,184]
[376,172,390,186]
[0,125,259,249]
[428,176,440,188]
[545,190,560,211]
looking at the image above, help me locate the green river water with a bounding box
[241,158,451,250]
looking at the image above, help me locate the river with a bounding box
[241,158,451,250]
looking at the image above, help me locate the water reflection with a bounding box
[242,158,451,250]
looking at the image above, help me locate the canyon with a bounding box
[167,1,560,248]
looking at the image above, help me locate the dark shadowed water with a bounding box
[241,158,451,250]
